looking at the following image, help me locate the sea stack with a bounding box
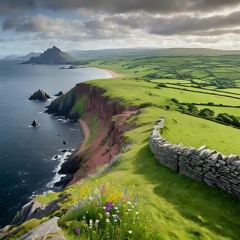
[31,120,39,127]
[29,89,51,102]
[55,91,63,97]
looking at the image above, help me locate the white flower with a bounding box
[106,218,110,223]
[88,196,93,201]
[95,219,100,223]
[128,230,133,234]
[106,212,110,215]
[127,201,132,205]
[114,207,118,210]
[135,212,139,215]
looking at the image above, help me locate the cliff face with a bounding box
[47,83,138,186]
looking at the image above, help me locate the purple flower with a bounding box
[76,228,81,235]
[105,202,114,212]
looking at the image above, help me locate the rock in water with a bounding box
[63,141,67,145]
[31,120,39,127]
[54,91,63,97]
[29,89,51,102]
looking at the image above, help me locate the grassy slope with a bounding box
[33,56,240,240]
[87,78,240,155]
[60,105,240,240]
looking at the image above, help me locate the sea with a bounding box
[0,60,111,227]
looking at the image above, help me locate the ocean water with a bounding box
[0,61,110,227]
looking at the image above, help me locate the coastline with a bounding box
[54,67,123,187]
[99,68,124,78]
[74,68,123,154]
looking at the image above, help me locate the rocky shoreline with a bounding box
[0,69,133,231]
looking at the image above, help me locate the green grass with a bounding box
[57,106,240,239]
[21,55,240,240]
[86,116,99,145]
[35,191,60,204]
[151,79,191,84]
[85,77,240,155]
[71,96,87,116]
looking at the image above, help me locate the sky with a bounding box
[1,0,240,56]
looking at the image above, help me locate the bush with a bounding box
[145,72,158,78]
[199,108,215,118]
[187,104,198,113]
[230,115,240,127]
[216,113,233,125]
[157,83,167,88]
[171,98,179,104]
[207,102,215,106]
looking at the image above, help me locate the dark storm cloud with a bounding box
[0,0,240,15]
[3,10,240,37]
[106,11,240,36]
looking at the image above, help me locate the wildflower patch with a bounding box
[58,183,158,239]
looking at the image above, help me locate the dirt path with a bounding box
[77,119,90,154]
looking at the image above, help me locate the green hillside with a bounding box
[6,55,240,239]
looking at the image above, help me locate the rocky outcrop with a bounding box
[29,89,51,102]
[12,194,68,226]
[55,91,64,97]
[45,88,76,117]
[18,217,61,240]
[149,117,240,199]
[31,119,39,127]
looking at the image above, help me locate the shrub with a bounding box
[171,98,179,104]
[187,104,198,113]
[145,72,158,78]
[157,83,167,88]
[199,108,215,118]
[216,113,233,125]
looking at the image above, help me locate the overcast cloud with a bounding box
[0,0,240,14]
[1,0,240,54]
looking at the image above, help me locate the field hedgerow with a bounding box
[58,182,159,240]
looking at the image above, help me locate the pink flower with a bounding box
[76,228,81,235]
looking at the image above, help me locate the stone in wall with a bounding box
[149,116,240,199]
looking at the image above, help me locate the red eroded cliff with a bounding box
[55,83,138,185]
[75,83,137,122]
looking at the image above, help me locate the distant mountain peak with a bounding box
[22,46,76,64]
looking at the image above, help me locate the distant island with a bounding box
[2,52,40,61]
[22,46,76,64]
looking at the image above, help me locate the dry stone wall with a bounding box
[149,116,240,199]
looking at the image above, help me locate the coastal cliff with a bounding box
[46,83,138,186]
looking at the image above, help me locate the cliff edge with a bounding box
[46,83,138,187]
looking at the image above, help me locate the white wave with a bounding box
[46,150,73,188]
[56,118,70,123]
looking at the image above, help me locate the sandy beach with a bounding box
[100,68,124,78]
